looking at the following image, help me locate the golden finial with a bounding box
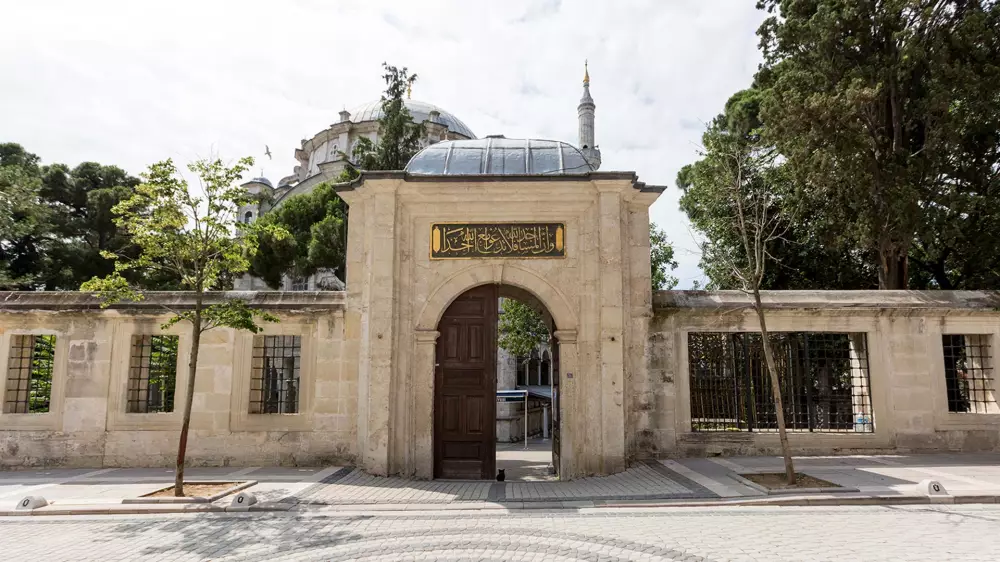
[584,60,590,86]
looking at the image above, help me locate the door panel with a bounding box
[434,284,498,479]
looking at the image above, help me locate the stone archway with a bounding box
[415,264,577,333]
[410,264,579,480]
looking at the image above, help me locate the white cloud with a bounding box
[0,0,766,288]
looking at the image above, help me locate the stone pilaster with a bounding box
[412,329,439,479]
[596,185,626,474]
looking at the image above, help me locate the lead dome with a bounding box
[406,138,593,175]
[348,99,476,140]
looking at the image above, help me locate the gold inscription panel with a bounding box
[430,223,565,259]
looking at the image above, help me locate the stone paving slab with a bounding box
[704,452,1000,496]
[288,460,717,505]
[3,505,1000,561]
[4,453,1000,514]
[0,466,339,510]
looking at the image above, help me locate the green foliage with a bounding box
[680,1,1000,290]
[251,182,347,288]
[754,0,1000,289]
[340,63,425,175]
[80,156,286,333]
[160,300,280,334]
[678,98,788,293]
[0,142,170,290]
[29,335,55,413]
[498,299,550,359]
[678,90,878,290]
[80,155,287,495]
[146,335,179,412]
[650,222,679,290]
[258,63,423,286]
[0,144,47,288]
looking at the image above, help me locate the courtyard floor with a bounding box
[496,438,556,481]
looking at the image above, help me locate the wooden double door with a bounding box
[434,285,498,480]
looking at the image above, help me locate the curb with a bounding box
[3,494,998,516]
[122,480,257,504]
[729,473,860,496]
[0,502,294,517]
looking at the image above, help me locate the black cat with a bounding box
[496,469,506,482]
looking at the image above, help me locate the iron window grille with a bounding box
[250,335,301,414]
[127,335,179,413]
[942,335,996,414]
[688,332,874,433]
[290,277,309,291]
[3,334,56,414]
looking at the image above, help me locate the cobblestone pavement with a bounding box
[3,505,999,561]
[291,461,713,505]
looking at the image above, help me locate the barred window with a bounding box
[291,277,309,291]
[127,335,179,413]
[688,332,874,433]
[250,335,301,414]
[3,335,56,414]
[942,335,996,414]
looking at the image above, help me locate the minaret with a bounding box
[578,61,602,170]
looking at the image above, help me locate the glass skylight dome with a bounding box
[405,138,594,176]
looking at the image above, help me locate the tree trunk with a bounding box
[878,243,909,290]
[174,305,202,497]
[753,289,796,485]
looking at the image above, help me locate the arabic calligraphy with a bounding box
[431,223,565,259]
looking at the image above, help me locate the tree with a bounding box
[686,108,797,485]
[253,63,423,287]
[38,161,146,289]
[250,183,347,288]
[756,0,1000,289]
[649,223,679,290]
[0,142,167,290]
[81,156,288,496]
[0,143,48,288]
[678,90,878,290]
[338,63,425,180]
[498,299,550,359]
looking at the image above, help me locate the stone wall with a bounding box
[0,292,355,468]
[3,288,1000,472]
[636,290,1000,460]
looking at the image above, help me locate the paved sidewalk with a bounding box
[290,460,713,505]
[3,505,1000,561]
[2,452,1000,515]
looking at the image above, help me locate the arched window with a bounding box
[243,211,253,224]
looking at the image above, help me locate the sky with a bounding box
[0,0,767,288]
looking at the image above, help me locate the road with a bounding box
[2,505,998,561]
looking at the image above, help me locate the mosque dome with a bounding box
[243,177,274,188]
[405,138,594,176]
[347,99,476,139]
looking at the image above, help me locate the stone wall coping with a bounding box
[0,291,347,311]
[654,290,1000,312]
[334,170,666,194]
